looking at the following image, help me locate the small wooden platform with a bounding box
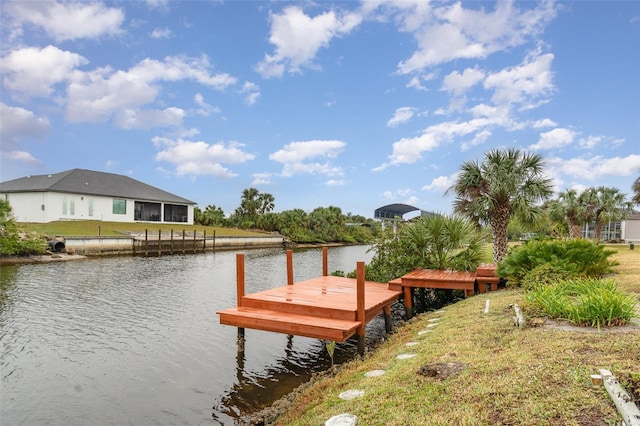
[395,269,477,318]
[217,248,401,354]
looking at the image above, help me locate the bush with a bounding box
[497,239,616,287]
[524,278,638,328]
[0,200,48,256]
[520,264,577,291]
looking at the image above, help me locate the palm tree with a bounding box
[548,189,584,239]
[449,148,553,263]
[632,173,640,205]
[402,214,486,271]
[580,186,632,241]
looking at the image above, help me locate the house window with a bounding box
[164,204,188,223]
[69,199,75,216]
[113,199,127,215]
[88,199,94,217]
[62,198,67,215]
[134,201,161,221]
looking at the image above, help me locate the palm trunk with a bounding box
[568,219,582,239]
[490,208,510,263]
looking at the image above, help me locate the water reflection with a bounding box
[0,246,377,425]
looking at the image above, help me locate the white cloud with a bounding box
[326,179,346,186]
[0,150,43,167]
[442,67,485,95]
[547,154,640,181]
[256,6,362,78]
[153,137,255,178]
[5,0,124,41]
[394,0,558,73]
[387,107,417,127]
[239,81,261,105]
[193,93,220,117]
[2,45,88,99]
[269,139,345,177]
[484,48,555,108]
[150,28,173,39]
[530,127,576,150]
[252,173,273,185]
[0,103,50,147]
[66,55,236,127]
[375,117,493,170]
[422,174,456,193]
[531,118,557,128]
[578,135,603,149]
[113,107,185,130]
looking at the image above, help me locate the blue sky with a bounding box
[1,0,639,218]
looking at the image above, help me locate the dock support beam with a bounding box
[322,246,328,276]
[236,253,246,353]
[287,250,294,285]
[356,261,365,357]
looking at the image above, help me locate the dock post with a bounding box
[356,261,366,357]
[158,229,161,256]
[192,231,196,254]
[182,229,185,254]
[286,250,294,285]
[236,253,246,353]
[383,305,392,333]
[203,230,207,253]
[322,246,328,276]
[170,229,174,254]
[145,229,148,256]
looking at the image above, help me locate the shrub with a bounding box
[0,200,47,256]
[520,264,577,291]
[524,278,638,328]
[497,239,616,287]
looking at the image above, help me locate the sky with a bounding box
[1,0,639,219]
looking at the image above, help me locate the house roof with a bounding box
[0,169,196,205]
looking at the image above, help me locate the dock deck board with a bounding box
[217,250,401,347]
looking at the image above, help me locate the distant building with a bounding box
[581,211,640,243]
[0,169,196,224]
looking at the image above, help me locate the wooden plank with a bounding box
[218,307,360,342]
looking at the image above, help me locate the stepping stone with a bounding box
[325,413,358,426]
[406,341,419,347]
[339,389,364,400]
[428,318,440,323]
[364,369,386,378]
[418,330,433,335]
[435,310,446,314]
[396,353,416,360]
[427,323,439,328]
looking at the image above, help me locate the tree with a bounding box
[580,186,632,241]
[196,205,226,226]
[632,173,640,205]
[402,214,486,271]
[449,148,553,263]
[233,188,275,229]
[547,189,584,239]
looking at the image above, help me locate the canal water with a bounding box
[0,245,379,425]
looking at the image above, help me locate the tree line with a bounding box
[194,148,639,263]
[194,188,380,244]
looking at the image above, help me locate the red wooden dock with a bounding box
[217,248,401,355]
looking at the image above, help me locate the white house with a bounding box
[0,169,196,224]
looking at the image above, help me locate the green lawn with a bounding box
[273,246,640,425]
[21,220,268,237]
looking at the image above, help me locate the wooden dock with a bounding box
[389,265,499,318]
[217,248,401,355]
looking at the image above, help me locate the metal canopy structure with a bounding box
[374,203,423,220]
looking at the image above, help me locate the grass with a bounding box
[20,220,268,237]
[274,245,640,425]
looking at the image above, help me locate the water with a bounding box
[0,246,378,425]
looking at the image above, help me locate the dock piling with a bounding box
[356,261,365,357]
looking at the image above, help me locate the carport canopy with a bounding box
[374,203,421,220]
